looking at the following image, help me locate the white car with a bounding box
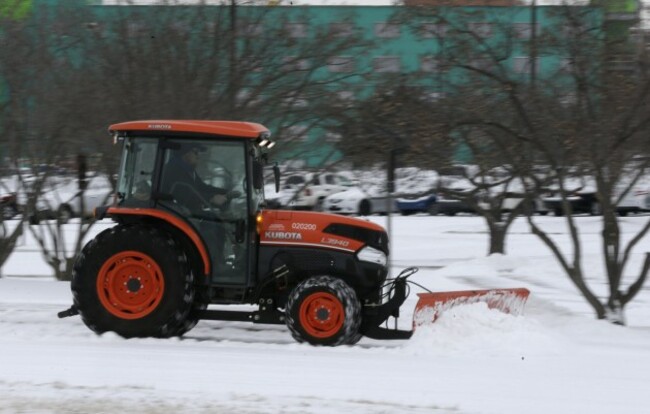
[280,172,353,210]
[31,174,114,223]
[322,187,396,216]
[614,175,650,216]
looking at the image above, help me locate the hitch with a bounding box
[58,305,79,319]
[360,271,415,340]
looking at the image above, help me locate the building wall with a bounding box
[87,4,601,166]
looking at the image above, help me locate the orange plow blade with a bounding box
[413,288,530,328]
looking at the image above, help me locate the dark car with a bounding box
[396,192,438,215]
[542,191,600,216]
[436,195,477,216]
[1,193,19,220]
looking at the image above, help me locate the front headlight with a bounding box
[357,246,387,266]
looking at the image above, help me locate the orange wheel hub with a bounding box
[299,292,344,338]
[96,251,165,320]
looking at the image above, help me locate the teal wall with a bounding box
[21,3,604,167]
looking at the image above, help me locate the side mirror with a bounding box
[253,161,264,190]
[273,163,280,193]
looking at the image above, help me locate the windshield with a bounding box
[117,138,158,206]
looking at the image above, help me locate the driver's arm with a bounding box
[193,176,228,205]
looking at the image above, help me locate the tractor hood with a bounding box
[258,210,389,255]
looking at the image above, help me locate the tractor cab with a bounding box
[107,121,271,288]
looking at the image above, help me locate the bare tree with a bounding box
[393,4,650,323]
[2,1,376,278]
[83,2,373,164]
[0,1,117,280]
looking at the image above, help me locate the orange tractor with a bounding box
[61,120,529,346]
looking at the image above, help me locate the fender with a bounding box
[106,207,211,276]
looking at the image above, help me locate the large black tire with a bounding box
[169,289,208,337]
[71,224,195,338]
[285,276,361,346]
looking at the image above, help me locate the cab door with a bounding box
[157,138,251,286]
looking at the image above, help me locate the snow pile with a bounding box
[403,302,571,357]
[2,216,650,413]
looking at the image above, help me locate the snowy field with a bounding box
[1,214,650,414]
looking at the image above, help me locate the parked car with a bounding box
[487,179,550,216]
[322,186,396,216]
[436,173,479,216]
[616,187,650,216]
[280,171,353,210]
[543,192,600,216]
[0,192,19,219]
[436,193,477,216]
[30,174,114,224]
[498,192,549,215]
[1,175,22,220]
[540,175,600,216]
[396,192,438,215]
[614,171,650,216]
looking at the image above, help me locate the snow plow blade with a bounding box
[413,288,530,327]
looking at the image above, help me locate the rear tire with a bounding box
[71,224,195,338]
[285,276,361,346]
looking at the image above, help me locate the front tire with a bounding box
[285,276,361,346]
[72,224,195,338]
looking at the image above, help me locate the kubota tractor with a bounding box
[61,120,529,346]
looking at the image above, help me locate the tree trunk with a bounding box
[603,293,626,325]
[488,223,506,255]
[0,221,23,274]
[568,266,608,321]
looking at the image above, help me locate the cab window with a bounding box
[116,138,157,206]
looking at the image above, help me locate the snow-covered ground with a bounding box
[1,214,650,413]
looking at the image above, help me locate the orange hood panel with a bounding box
[258,210,385,254]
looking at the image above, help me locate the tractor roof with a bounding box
[109,120,269,139]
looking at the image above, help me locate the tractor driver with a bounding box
[161,143,229,213]
[162,143,233,278]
